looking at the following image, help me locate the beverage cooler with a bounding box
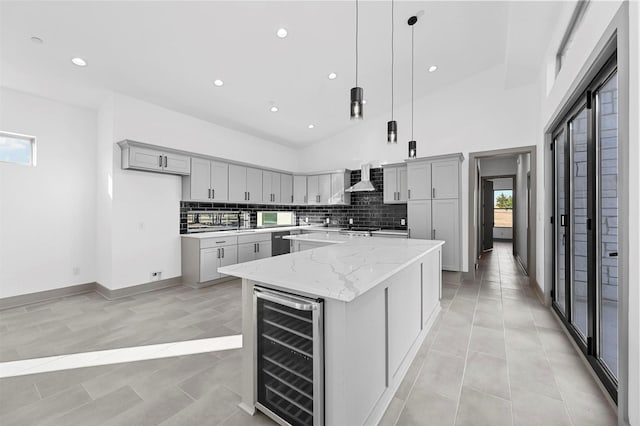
[254,287,324,426]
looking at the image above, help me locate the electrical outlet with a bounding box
[349,218,354,225]
[401,218,406,226]
[325,218,330,224]
[151,271,162,281]
[305,217,309,223]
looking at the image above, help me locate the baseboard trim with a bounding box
[532,279,549,306]
[1,276,186,310]
[0,282,96,310]
[185,276,237,289]
[95,277,183,300]
[515,254,528,275]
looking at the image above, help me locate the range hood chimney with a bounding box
[345,164,376,192]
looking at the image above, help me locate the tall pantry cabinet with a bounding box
[407,153,463,271]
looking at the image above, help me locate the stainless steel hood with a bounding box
[345,164,376,192]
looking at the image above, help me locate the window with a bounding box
[0,131,36,166]
[494,190,513,228]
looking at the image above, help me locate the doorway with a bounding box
[467,147,537,283]
[481,175,516,256]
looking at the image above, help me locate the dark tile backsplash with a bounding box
[180,167,407,233]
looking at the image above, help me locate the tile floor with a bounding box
[0,242,617,425]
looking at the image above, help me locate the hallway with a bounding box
[381,242,617,425]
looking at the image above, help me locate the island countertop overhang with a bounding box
[218,234,444,302]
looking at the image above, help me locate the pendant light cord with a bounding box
[355,0,359,88]
[391,0,394,120]
[411,25,414,140]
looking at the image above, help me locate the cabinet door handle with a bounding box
[159,155,163,167]
[221,247,225,258]
[217,248,221,258]
[408,189,411,199]
[257,243,259,253]
[212,189,215,199]
[208,188,211,199]
[254,243,257,253]
[248,191,250,200]
[432,188,435,198]
[433,229,436,239]
[164,156,168,168]
[291,195,294,203]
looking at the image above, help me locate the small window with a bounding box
[494,190,513,228]
[0,131,36,166]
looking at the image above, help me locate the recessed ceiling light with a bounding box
[328,72,337,80]
[270,106,279,113]
[428,65,438,73]
[213,79,224,87]
[30,36,43,44]
[71,57,87,67]
[308,124,315,129]
[276,28,288,38]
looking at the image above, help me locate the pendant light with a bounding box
[408,15,418,158]
[350,0,364,119]
[387,0,397,144]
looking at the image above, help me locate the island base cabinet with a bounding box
[239,247,443,426]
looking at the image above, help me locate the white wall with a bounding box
[515,153,530,268]
[0,88,97,298]
[490,177,513,190]
[102,94,300,290]
[298,65,539,272]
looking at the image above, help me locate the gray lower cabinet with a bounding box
[183,158,229,202]
[408,200,432,240]
[182,236,239,286]
[432,199,460,271]
[238,233,272,262]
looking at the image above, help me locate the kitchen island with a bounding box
[218,234,444,426]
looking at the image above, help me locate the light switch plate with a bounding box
[401,218,406,226]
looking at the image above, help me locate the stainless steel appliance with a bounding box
[254,287,324,426]
[338,226,381,237]
[186,210,250,233]
[272,231,291,256]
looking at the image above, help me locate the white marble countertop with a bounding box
[284,232,353,244]
[218,233,444,302]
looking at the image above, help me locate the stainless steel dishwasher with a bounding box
[271,230,291,256]
[254,286,324,426]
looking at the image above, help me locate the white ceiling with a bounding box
[0,1,561,148]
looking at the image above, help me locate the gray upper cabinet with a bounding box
[307,175,320,204]
[262,171,282,204]
[407,162,431,200]
[183,158,229,202]
[293,175,307,204]
[281,174,293,204]
[229,164,263,203]
[120,140,190,175]
[431,160,459,199]
[307,174,331,204]
[383,165,408,204]
[330,171,351,205]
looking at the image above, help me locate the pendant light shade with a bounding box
[407,15,418,158]
[409,140,416,158]
[387,120,398,144]
[351,87,364,119]
[387,0,397,144]
[350,0,364,120]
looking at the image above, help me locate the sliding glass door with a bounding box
[552,54,618,400]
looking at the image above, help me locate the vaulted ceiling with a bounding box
[0,1,562,147]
